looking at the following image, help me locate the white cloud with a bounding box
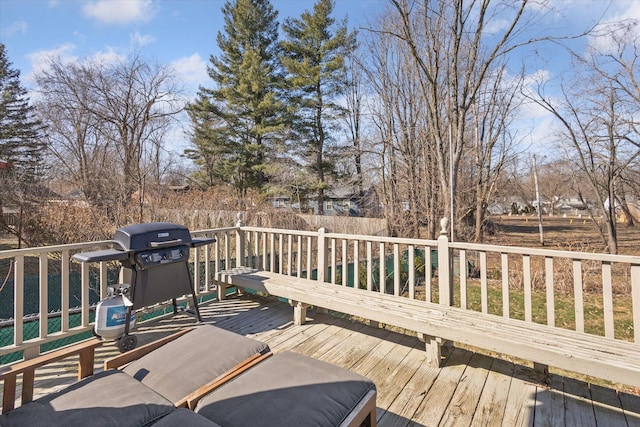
[131,31,155,48]
[24,44,125,85]
[588,2,640,53]
[82,0,155,25]
[89,48,125,66]
[26,43,78,78]
[523,69,552,90]
[1,20,28,38]
[171,53,208,92]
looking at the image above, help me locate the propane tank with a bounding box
[94,284,136,340]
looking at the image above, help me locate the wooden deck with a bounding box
[8,294,640,426]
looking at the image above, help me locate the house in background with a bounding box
[272,186,381,217]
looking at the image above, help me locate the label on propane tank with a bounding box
[106,306,134,327]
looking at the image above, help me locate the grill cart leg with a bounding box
[186,270,202,322]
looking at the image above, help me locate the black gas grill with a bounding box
[73,222,214,351]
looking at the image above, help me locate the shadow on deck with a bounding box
[13,295,640,426]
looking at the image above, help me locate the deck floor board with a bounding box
[3,294,639,426]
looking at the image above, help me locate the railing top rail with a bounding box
[0,240,114,259]
[450,241,640,264]
[324,232,438,246]
[239,226,440,246]
[191,226,240,235]
[2,225,638,265]
[239,226,317,237]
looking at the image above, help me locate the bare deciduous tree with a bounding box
[529,21,640,254]
[35,52,184,223]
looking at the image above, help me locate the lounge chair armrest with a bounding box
[1,338,102,414]
[103,328,193,371]
[184,352,273,409]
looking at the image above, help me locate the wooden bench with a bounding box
[217,268,640,389]
[1,338,102,413]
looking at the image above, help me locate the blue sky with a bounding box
[0,0,383,156]
[0,0,638,157]
[0,0,382,94]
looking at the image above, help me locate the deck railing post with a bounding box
[235,213,245,267]
[438,218,453,306]
[317,228,329,283]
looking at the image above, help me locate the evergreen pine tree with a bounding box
[190,0,283,195]
[0,43,45,182]
[280,0,356,214]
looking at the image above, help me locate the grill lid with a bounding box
[114,222,192,251]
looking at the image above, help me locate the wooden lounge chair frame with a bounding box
[1,338,102,414]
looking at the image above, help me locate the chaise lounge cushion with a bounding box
[152,408,222,427]
[195,351,376,427]
[122,323,270,405]
[0,370,174,427]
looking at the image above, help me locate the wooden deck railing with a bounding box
[1,218,639,364]
[234,218,640,345]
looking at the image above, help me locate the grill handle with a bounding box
[149,239,183,248]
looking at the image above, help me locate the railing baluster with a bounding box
[278,234,284,274]
[480,252,488,314]
[204,243,211,291]
[354,240,360,290]
[39,253,48,339]
[545,257,555,327]
[317,228,328,283]
[502,253,509,318]
[14,255,24,347]
[331,239,337,284]
[425,247,432,303]
[287,235,293,276]
[632,264,640,343]
[61,251,70,333]
[459,249,467,309]
[342,239,348,286]
[193,246,201,294]
[224,231,231,270]
[523,255,532,323]
[253,232,258,269]
[379,242,385,294]
[263,232,268,271]
[297,235,302,277]
[408,245,415,299]
[573,260,584,333]
[366,241,373,292]
[393,243,400,296]
[214,232,221,274]
[81,261,90,328]
[270,233,276,272]
[602,262,614,338]
[306,236,312,279]
[247,231,253,269]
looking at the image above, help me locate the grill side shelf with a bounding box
[191,237,216,248]
[72,249,129,263]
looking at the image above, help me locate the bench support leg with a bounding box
[217,283,227,301]
[417,334,451,367]
[533,362,548,376]
[290,301,310,326]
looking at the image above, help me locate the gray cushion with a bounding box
[152,408,222,427]
[0,370,174,427]
[123,324,269,404]
[195,351,376,427]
